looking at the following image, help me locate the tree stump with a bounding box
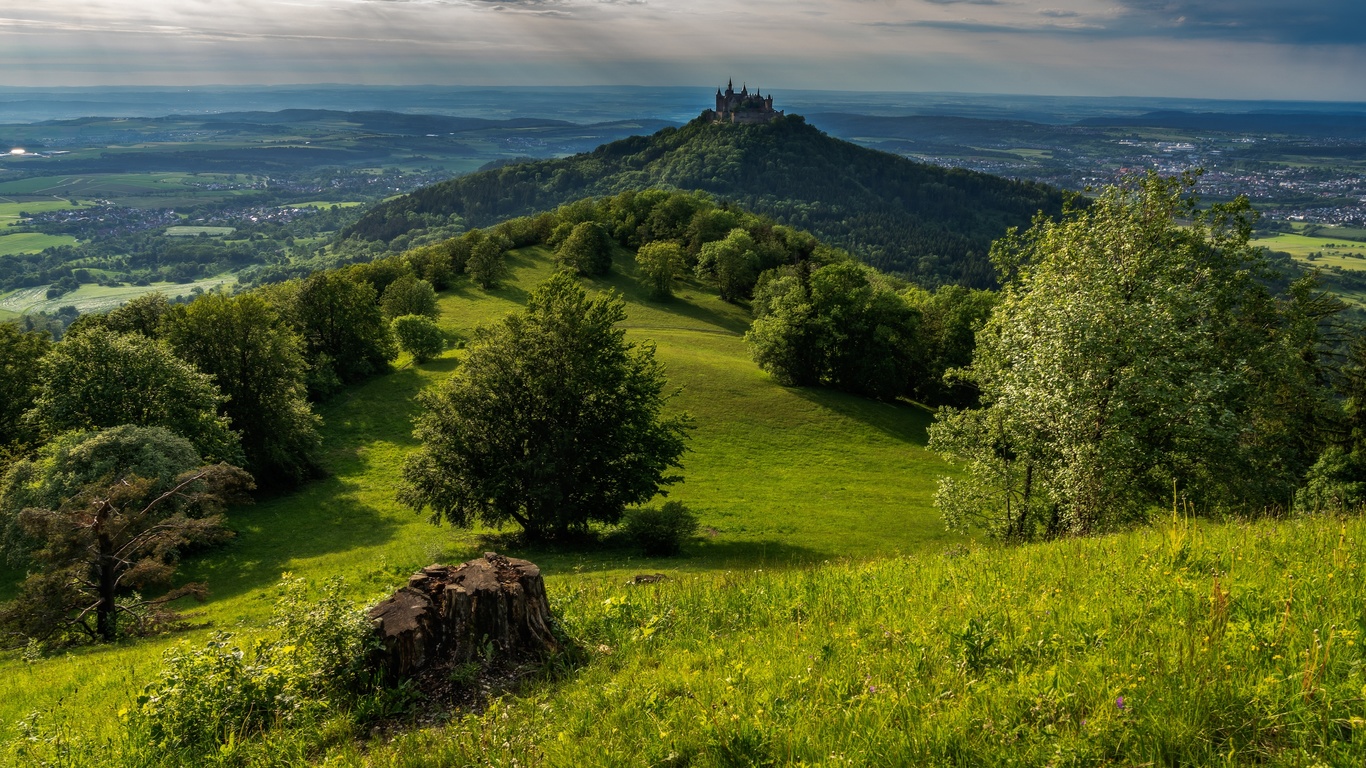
[368,552,558,681]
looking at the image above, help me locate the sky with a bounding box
[2,0,1364,101]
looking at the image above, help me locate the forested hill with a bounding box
[345,114,1067,287]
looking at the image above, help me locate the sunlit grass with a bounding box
[0,246,954,756]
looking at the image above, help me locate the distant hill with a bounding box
[1077,110,1366,139]
[346,114,1067,287]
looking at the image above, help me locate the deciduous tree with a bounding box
[929,172,1321,540]
[0,426,251,645]
[399,273,691,540]
[27,327,240,464]
[163,293,321,487]
[635,241,687,299]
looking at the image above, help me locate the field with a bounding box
[284,201,366,209]
[164,225,236,237]
[4,246,1366,767]
[0,231,78,256]
[0,275,238,315]
[0,199,86,226]
[1255,232,1366,263]
[0,173,208,197]
[0,247,956,758]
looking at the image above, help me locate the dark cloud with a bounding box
[1111,0,1366,45]
[874,0,1366,45]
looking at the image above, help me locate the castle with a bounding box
[710,80,784,124]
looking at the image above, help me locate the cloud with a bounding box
[1109,0,1366,45]
[919,0,1007,4]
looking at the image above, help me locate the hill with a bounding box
[0,243,956,761]
[5,235,1366,766]
[346,115,1067,288]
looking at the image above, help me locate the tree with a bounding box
[391,314,445,363]
[399,272,692,540]
[747,261,922,399]
[697,228,760,302]
[288,271,397,396]
[635,241,687,299]
[379,274,439,320]
[163,293,322,487]
[466,231,510,289]
[26,327,241,464]
[928,173,1320,540]
[2,425,202,563]
[903,284,999,406]
[0,426,251,645]
[0,323,51,452]
[555,221,614,277]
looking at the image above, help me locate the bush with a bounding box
[622,501,698,556]
[131,576,376,754]
[391,314,446,363]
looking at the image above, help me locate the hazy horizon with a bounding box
[3,1,1364,102]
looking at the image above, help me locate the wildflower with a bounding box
[1116,696,1126,710]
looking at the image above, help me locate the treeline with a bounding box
[0,223,490,646]
[345,114,1067,288]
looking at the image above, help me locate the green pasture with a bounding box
[317,514,1366,767]
[282,201,365,209]
[0,232,78,256]
[0,173,210,198]
[0,199,86,226]
[0,246,955,751]
[164,225,235,237]
[1254,232,1366,271]
[0,276,237,315]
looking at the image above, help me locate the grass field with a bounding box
[0,173,235,200]
[0,276,238,315]
[283,201,366,209]
[311,514,1366,767]
[0,199,86,226]
[0,232,78,256]
[0,247,955,756]
[164,225,236,237]
[1254,232,1366,271]
[5,246,1366,767]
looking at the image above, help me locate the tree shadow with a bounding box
[179,475,402,603]
[791,386,934,446]
[590,262,752,336]
[424,530,832,577]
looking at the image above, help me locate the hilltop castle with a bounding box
[710,80,784,124]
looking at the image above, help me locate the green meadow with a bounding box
[0,232,78,256]
[0,199,87,226]
[282,201,366,209]
[0,276,238,315]
[5,246,1365,767]
[164,226,236,237]
[1254,232,1366,271]
[0,246,955,757]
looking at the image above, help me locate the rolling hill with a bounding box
[346,114,1068,288]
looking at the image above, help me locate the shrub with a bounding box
[392,314,446,363]
[131,576,376,754]
[622,501,698,556]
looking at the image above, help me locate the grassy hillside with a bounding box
[0,246,954,756]
[347,115,1067,288]
[308,514,1366,767]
